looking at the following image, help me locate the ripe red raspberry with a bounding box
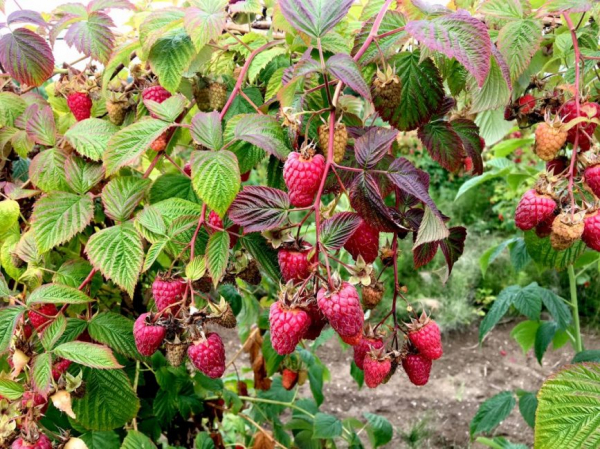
[67,92,92,121]
[317,282,363,344]
[353,336,384,370]
[152,275,185,313]
[585,164,600,197]
[150,131,169,152]
[21,391,48,412]
[207,210,239,248]
[303,301,327,340]
[283,151,325,207]
[515,189,556,231]
[407,317,443,360]
[278,245,314,282]
[518,94,536,114]
[133,313,166,357]
[188,332,226,378]
[282,368,299,390]
[52,358,72,381]
[402,353,432,386]
[560,100,600,151]
[241,171,250,182]
[28,304,58,330]
[547,157,569,175]
[142,85,172,118]
[582,212,600,251]
[12,434,52,449]
[269,301,311,355]
[344,220,380,264]
[363,354,391,388]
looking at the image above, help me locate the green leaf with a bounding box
[143,95,186,122]
[53,318,88,347]
[150,173,199,204]
[41,313,67,350]
[511,283,542,321]
[524,230,587,270]
[64,156,104,195]
[54,341,122,369]
[0,199,20,231]
[572,350,600,364]
[31,192,94,253]
[195,432,216,449]
[64,12,115,64]
[191,150,240,217]
[0,307,24,354]
[32,352,53,394]
[307,361,324,406]
[497,19,542,80]
[0,28,54,87]
[479,285,519,342]
[102,177,151,222]
[535,321,558,364]
[469,50,512,114]
[232,114,290,161]
[248,47,287,83]
[85,222,144,296]
[0,378,24,400]
[121,430,157,449]
[148,29,195,93]
[26,105,56,146]
[190,111,223,150]
[0,92,26,127]
[470,391,516,437]
[28,283,94,305]
[88,313,139,360]
[478,0,523,19]
[79,431,121,449]
[104,119,171,175]
[517,390,537,428]
[279,0,353,39]
[65,118,119,161]
[535,363,600,447]
[29,148,70,192]
[262,332,284,376]
[73,367,140,431]
[143,238,168,272]
[206,231,230,287]
[475,436,528,449]
[510,320,539,354]
[540,289,572,330]
[313,412,342,439]
[184,0,228,51]
[364,413,393,448]
[241,233,281,283]
[186,255,207,281]
[350,361,364,388]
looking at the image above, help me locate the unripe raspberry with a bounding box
[534,122,567,161]
[67,92,92,121]
[402,353,432,386]
[582,212,600,252]
[208,82,228,111]
[152,275,185,313]
[28,304,58,330]
[317,282,363,344]
[188,332,226,378]
[560,100,600,151]
[150,131,169,152]
[106,98,128,125]
[142,85,171,118]
[269,301,311,355]
[344,220,380,264]
[282,368,299,390]
[550,213,584,251]
[318,123,348,163]
[364,354,391,388]
[584,164,600,197]
[372,67,401,124]
[515,189,556,231]
[283,151,325,207]
[353,336,384,370]
[278,245,314,283]
[361,281,384,310]
[407,315,443,360]
[133,313,166,357]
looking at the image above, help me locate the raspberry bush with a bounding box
[0,0,597,447]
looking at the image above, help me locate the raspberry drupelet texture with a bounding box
[408,320,443,360]
[344,220,380,264]
[133,313,166,357]
[353,336,384,370]
[187,332,226,378]
[67,92,92,121]
[142,85,172,117]
[28,304,58,330]
[269,301,311,355]
[317,282,364,344]
[278,245,314,282]
[12,434,52,449]
[402,353,432,386]
[364,354,391,388]
[585,164,600,197]
[583,212,600,251]
[152,276,186,313]
[283,152,326,207]
[207,210,239,248]
[515,189,556,231]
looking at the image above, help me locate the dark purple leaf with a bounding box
[229,186,291,233]
[405,9,492,87]
[279,0,354,39]
[387,158,442,218]
[349,172,408,233]
[326,54,371,100]
[0,28,54,87]
[451,118,484,175]
[320,212,362,251]
[354,127,398,169]
[233,114,291,161]
[413,241,439,269]
[432,96,456,119]
[64,12,115,64]
[440,226,467,276]
[7,10,47,28]
[417,120,465,172]
[380,52,444,131]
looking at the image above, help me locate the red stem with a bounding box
[143,152,163,179]
[352,0,395,62]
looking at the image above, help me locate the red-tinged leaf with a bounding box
[326,54,371,100]
[349,172,408,233]
[492,44,512,91]
[87,0,136,12]
[0,28,54,87]
[320,212,362,251]
[451,119,484,175]
[291,52,322,80]
[64,12,115,64]
[352,11,407,64]
[387,158,441,218]
[184,0,228,52]
[279,0,354,39]
[417,120,465,173]
[191,111,223,151]
[413,241,439,269]
[405,10,492,87]
[382,52,444,131]
[26,106,56,147]
[537,0,591,15]
[229,186,290,233]
[7,10,48,28]
[354,127,398,169]
[440,226,467,276]
[433,97,456,119]
[233,114,291,161]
